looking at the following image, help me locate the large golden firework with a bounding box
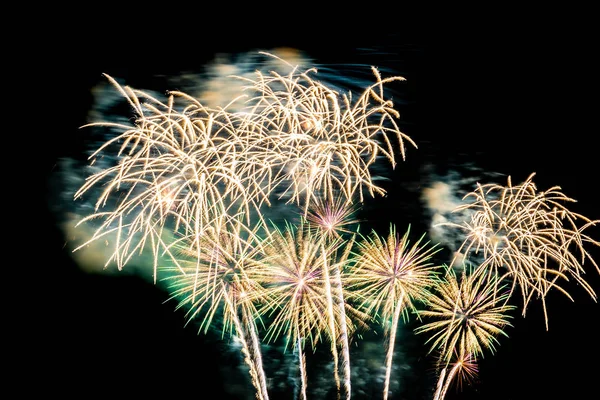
[73,75,269,280]
[235,52,415,213]
[443,172,600,327]
[74,54,414,288]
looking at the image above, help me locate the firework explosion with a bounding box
[414,265,515,400]
[58,48,600,400]
[251,219,367,399]
[69,50,415,399]
[162,215,270,399]
[415,265,515,363]
[347,224,442,400]
[439,173,600,329]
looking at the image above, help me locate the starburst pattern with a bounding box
[347,224,441,400]
[251,219,367,399]
[253,220,365,350]
[302,197,361,399]
[433,350,478,400]
[304,194,360,241]
[415,265,515,365]
[255,220,332,350]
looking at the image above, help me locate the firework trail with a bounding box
[432,351,478,400]
[305,197,361,400]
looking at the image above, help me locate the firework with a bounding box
[251,219,367,400]
[304,194,360,241]
[432,350,478,400]
[347,224,442,400]
[73,75,268,281]
[441,172,600,328]
[414,264,515,366]
[234,52,416,214]
[162,215,270,399]
[303,197,362,399]
[71,52,416,399]
[73,54,414,284]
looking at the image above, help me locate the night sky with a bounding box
[39,23,599,400]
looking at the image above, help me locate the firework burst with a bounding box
[234,52,416,214]
[252,219,367,400]
[73,75,269,281]
[432,350,478,400]
[304,194,360,241]
[161,215,270,399]
[303,197,362,400]
[441,172,600,328]
[414,264,515,366]
[347,224,442,400]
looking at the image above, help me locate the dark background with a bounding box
[39,19,599,400]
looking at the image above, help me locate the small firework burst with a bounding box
[304,194,360,241]
[347,224,442,400]
[432,350,479,400]
[415,264,515,365]
[347,224,442,320]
